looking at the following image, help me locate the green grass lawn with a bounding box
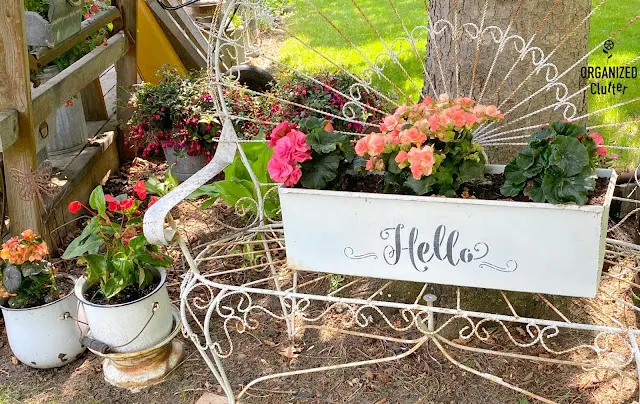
[276,0,639,170]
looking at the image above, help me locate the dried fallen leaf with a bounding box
[377,372,390,385]
[11,356,18,365]
[374,400,388,404]
[364,369,374,381]
[392,320,402,328]
[278,345,302,360]
[516,327,527,337]
[452,337,471,345]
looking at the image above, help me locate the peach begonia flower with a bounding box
[408,145,436,180]
[367,134,387,156]
[399,128,427,146]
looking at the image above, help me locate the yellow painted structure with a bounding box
[136,0,187,83]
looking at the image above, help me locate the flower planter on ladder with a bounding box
[279,165,617,298]
[25,0,83,48]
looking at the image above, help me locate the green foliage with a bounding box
[264,71,389,133]
[3,261,58,309]
[190,138,281,219]
[328,275,345,293]
[145,168,180,197]
[63,186,173,301]
[24,0,49,17]
[298,116,355,189]
[500,122,600,205]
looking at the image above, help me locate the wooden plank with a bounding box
[0,2,43,235]
[80,78,109,121]
[146,0,206,70]
[0,110,19,152]
[168,0,210,54]
[32,7,121,69]
[31,32,128,152]
[115,0,138,161]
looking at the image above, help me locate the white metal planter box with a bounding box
[279,165,617,298]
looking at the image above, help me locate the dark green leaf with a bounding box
[525,179,545,202]
[138,253,172,267]
[101,278,126,300]
[500,180,525,197]
[306,130,342,154]
[404,176,437,195]
[200,198,217,210]
[20,261,48,277]
[458,160,485,183]
[551,121,587,138]
[83,255,107,284]
[550,136,589,177]
[300,153,341,189]
[387,153,402,174]
[215,179,254,209]
[3,265,22,293]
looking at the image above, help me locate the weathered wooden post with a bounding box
[115,0,138,161]
[0,2,43,235]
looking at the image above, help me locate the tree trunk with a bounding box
[425,0,590,163]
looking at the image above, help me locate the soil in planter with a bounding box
[335,172,610,206]
[84,277,160,306]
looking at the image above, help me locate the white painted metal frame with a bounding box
[142,1,640,402]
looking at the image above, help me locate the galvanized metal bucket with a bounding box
[74,268,173,353]
[1,276,86,369]
[163,147,208,182]
[36,66,89,157]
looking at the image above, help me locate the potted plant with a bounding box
[127,68,220,182]
[270,95,617,298]
[63,183,174,353]
[1,230,85,368]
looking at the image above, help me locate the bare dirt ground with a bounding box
[0,159,639,404]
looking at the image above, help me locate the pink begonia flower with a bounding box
[324,122,334,132]
[465,113,478,126]
[422,96,434,106]
[367,134,386,156]
[588,132,607,157]
[428,115,440,132]
[285,166,303,186]
[267,156,294,184]
[388,129,401,145]
[355,137,369,156]
[395,151,409,168]
[459,97,474,107]
[380,115,398,132]
[274,135,295,162]
[394,104,407,117]
[399,128,426,145]
[286,130,312,163]
[408,145,436,180]
[269,121,296,147]
[365,158,375,171]
[472,105,486,116]
[588,132,604,145]
[485,105,503,119]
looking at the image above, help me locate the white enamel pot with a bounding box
[1,276,86,368]
[74,267,173,353]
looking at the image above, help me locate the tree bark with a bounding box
[425,0,591,163]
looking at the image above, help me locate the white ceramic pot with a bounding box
[1,278,86,369]
[279,165,617,298]
[74,268,173,353]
